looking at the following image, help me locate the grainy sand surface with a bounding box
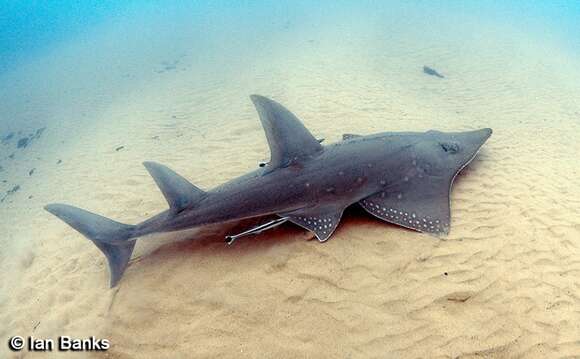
[1,3,580,358]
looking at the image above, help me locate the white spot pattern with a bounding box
[359,199,449,234]
[292,212,343,242]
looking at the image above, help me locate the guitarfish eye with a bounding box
[440,142,460,154]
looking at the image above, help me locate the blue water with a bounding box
[1,1,579,75]
[1,1,124,73]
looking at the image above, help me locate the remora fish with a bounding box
[45,95,492,287]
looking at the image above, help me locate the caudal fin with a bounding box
[44,203,136,288]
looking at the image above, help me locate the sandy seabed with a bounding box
[1,4,580,358]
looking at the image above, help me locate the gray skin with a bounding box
[45,95,492,287]
[137,129,490,235]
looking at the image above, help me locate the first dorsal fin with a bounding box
[143,161,206,213]
[250,95,323,172]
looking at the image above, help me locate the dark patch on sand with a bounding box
[115,146,125,152]
[1,132,14,145]
[16,127,46,150]
[1,184,21,203]
[17,137,30,149]
[155,54,188,74]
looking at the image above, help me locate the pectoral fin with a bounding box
[359,175,452,235]
[279,205,345,242]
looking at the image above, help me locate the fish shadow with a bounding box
[131,216,306,266]
[132,205,405,266]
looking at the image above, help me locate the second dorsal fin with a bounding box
[143,161,206,213]
[251,95,323,172]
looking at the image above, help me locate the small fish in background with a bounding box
[423,65,445,78]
